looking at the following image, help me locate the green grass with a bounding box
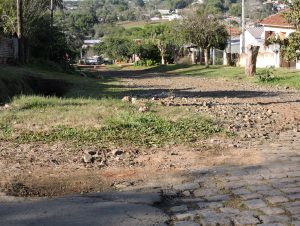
[0,95,222,147]
[129,64,300,90]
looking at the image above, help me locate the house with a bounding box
[240,27,264,53]
[261,11,296,68]
[238,11,298,69]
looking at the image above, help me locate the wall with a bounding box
[237,52,278,68]
[240,31,264,53]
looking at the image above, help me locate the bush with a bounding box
[134,59,157,67]
[257,68,275,82]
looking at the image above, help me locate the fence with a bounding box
[0,37,18,64]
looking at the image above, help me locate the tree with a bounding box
[142,24,179,65]
[181,13,228,66]
[268,0,300,62]
[17,0,24,63]
[95,37,135,62]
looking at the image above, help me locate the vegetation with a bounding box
[181,13,228,66]
[0,66,224,148]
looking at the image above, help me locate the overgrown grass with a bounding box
[0,96,222,147]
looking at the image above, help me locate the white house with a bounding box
[261,12,296,68]
[240,27,264,53]
[239,12,297,69]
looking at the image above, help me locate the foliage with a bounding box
[256,68,275,82]
[284,0,300,29]
[181,12,229,65]
[95,37,135,61]
[267,1,300,62]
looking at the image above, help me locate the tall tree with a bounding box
[181,13,228,66]
[17,0,24,63]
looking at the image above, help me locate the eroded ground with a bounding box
[1,69,300,225]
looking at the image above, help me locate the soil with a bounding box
[1,70,300,198]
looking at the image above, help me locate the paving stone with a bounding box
[232,213,260,225]
[240,193,263,200]
[281,187,300,194]
[248,185,273,192]
[258,189,284,196]
[293,214,300,220]
[175,213,194,221]
[260,207,285,215]
[199,213,231,226]
[173,183,200,191]
[286,206,300,214]
[193,188,219,197]
[231,188,251,196]
[196,209,218,218]
[289,193,300,200]
[174,221,200,226]
[244,199,267,209]
[283,200,300,208]
[259,224,287,226]
[170,205,188,213]
[265,196,289,204]
[219,207,241,214]
[223,181,245,190]
[205,194,230,202]
[287,171,300,177]
[180,198,204,203]
[259,215,290,224]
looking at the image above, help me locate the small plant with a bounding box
[257,68,275,82]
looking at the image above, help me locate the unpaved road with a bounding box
[1,71,300,225]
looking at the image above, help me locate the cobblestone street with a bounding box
[164,130,300,226]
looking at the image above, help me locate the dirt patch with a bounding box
[1,70,300,198]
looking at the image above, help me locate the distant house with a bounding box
[241,27,264,53]
[238,11,298,69]
[261,11,296,68]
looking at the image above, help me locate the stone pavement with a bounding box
[163,130,300,226]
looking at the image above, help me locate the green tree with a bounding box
[181,13,228,66]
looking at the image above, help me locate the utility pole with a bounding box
[17,0,24,63]
[241,0,245,53]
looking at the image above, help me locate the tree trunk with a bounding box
[161,53,165,65]
[17,0,24,64]
[204,48,209,67]
[245,45,260,76]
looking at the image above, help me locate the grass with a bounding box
[0,96,222,147]
[127,64,300,90]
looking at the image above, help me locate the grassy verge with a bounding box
[0,96,222,147]
[0,66,223,147]
[127,64,300,90]
[0,65,125,103]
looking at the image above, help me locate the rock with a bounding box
[122,96,131,102]
[293,127,300,132]
[113,149,124,156]
[267,109,273,115]
[139,106,149,112]
[182,191,191,197]
[131,97,137,104]
[83,153,93,163]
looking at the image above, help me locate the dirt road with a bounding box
[1,70,300,225]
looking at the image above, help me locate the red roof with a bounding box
[227,27,241,37]
[260,12,294,28]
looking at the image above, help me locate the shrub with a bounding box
[257,68,275,82]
